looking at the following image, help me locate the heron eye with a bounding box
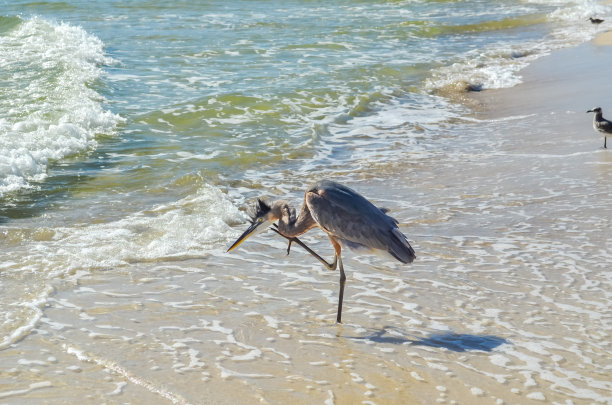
[257,217,263,223]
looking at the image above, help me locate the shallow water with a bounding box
[1,0,611,404]
[2,110,611,404]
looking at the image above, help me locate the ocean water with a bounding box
[1,0,611,404]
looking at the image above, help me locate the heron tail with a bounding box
[388,228,416,264]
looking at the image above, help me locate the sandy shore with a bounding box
[472,30,612,120]
[1,32,611,405]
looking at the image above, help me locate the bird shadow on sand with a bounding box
[347,327,509,352]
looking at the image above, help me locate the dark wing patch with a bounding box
[599,118,612,133]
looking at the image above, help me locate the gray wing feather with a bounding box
[306,180,415,263]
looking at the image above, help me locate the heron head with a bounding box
[227,199,276,252]
[587,107,602,113]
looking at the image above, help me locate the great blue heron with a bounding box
[587,107,611,149]
[227,179,416,323]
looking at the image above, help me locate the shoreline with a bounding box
[469,29,612,119]
[1,21,611,405]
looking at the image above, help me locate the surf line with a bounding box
[63,344,193,405]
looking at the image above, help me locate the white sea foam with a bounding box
[216,363,274,380]
[0,287,52,350]
[1,2,611,403]
[0,381,53,399]
[0,17,122,197]
[17,183,244,275]
[425,1,610,94]
[0,182,243,350]
[63,344,192,405]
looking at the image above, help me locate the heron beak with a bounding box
[227,220,266,252]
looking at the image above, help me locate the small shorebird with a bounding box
[588,17,604,24]
[587,107,612,149]
[227,179,416,323]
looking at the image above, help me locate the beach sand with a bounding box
[1,35,611,405]
[472,29,612,119]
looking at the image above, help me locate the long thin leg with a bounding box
[328,237,346,324]
[270,226,337,270]
[336,255,346,324]
[270,226,346,323]
[605,136,607,149]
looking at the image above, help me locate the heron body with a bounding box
[227,179,416,323]
[587,107,612,149]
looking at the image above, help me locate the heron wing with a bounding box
[305,180,415,263]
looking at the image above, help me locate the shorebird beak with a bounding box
[227,219,270,252]
[587,109,593,113]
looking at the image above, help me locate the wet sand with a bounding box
[2,36,612,405]
[472,29,612,118]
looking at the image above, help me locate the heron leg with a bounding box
[270,226,337,270]
[270,226,346,323]
[337,255,346,324]
[605,136,607,149]
[328,237,346,324]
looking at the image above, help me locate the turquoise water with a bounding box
[1,0,604,219]
[1,1,611,403]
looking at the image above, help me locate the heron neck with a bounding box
[277,202,316,238]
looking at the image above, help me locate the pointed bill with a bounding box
[227,219,271,252]
[227,222,259,252]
